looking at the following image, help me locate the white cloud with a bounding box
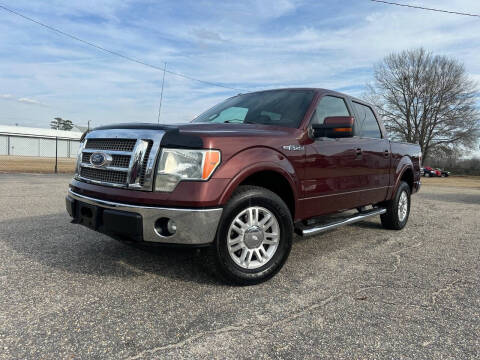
[17,97,44,105]
[0,0,479,128]
[0,93,46,106]
[192,28,225,42]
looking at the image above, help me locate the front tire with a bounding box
[380,181,411,230]
[213,186,293,285]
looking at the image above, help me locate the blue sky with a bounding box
[1,0,480,135]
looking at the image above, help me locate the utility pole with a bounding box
[54,136,58,174]
[87,120,91,132]
[157,62,167,124]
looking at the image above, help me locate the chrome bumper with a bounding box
[67,189,223,245]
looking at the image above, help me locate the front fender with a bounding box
[214,147,299,208]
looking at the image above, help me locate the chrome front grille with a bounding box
[76,129,165,191]
[81,152,131,168]
[80,167,127,184]
[139,141,153,186]
[85,138,136,152]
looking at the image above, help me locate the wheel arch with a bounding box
[390,156,415,198]
[217,150,299,220]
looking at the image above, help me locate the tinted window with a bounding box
[352,102,382,138]
[311,96,350,125]
[192,90,315,128]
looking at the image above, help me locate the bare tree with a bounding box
[366,48,479,161]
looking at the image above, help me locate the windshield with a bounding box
[192,89,315,128]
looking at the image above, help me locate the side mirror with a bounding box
[312,116,355,138]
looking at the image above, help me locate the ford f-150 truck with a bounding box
[66,88,421,284]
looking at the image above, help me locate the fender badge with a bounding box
[282,145,304,151]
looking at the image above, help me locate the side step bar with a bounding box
[298,208,387,237]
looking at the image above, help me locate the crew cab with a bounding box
[66,88,421,284]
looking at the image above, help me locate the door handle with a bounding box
[355,148,362,157]
[384,149,390,158]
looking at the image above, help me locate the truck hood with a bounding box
[94,122,297,140]
[176,122,295,138]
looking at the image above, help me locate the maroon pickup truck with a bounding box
[66,88,421,284]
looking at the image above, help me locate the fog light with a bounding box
[154,218,176,237]
[167,219,177,234]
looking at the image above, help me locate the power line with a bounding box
[0,3,246,92]
[157,62,166,124]
[370,0,480,18]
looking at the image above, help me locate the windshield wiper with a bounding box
[223,119,258,124]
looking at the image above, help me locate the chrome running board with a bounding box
[298,208,387,237]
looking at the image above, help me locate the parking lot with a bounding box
[0,173,479,359]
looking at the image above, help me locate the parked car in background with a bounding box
[437,168,450,177]
[423,166,439,177]
[66,88,421,284]
[423,166,450,177]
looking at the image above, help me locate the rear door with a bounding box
[349,100,391,204]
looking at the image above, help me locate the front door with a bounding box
[301,94,368,218]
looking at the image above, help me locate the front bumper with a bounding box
[66,189,223,245]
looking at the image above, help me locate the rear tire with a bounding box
[213,185,293,285]
[380,181,411,230]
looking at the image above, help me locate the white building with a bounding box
[0,125,82,158]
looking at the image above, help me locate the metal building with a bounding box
[0,125,82,158]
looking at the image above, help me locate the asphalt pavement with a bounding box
[0,173,479,359]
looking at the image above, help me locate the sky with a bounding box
[0,0,479,146]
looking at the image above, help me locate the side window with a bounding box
[260,110,281,122]
[311,96,350,125]
[352,102,382,138]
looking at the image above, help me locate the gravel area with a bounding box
[0,173,479,359]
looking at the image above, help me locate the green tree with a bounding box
[50,117,73,131]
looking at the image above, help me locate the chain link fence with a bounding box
[0,133,81,174]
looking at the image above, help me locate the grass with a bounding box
[421,175,480,190]
[0,155,76,174]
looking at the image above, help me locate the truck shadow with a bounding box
[0,213,223,285]
[1,213,377,285]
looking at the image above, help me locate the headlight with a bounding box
[155,148,221,192]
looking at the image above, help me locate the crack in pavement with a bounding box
[124,293,341,359]
[388,241,423,273]
[430,279,463,307]
[354,278,468,311]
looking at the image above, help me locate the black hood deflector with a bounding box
[91,123,203,149]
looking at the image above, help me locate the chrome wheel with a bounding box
[227,206,280,270]
[398,190,408,222]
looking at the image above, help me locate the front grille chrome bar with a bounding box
[80,163,129,172]
[76,129,165,191]
[81,149,134,156]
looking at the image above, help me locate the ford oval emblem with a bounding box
[90,152,109,167]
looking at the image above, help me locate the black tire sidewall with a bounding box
[393,182,411,228]
[214,187,293,284]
